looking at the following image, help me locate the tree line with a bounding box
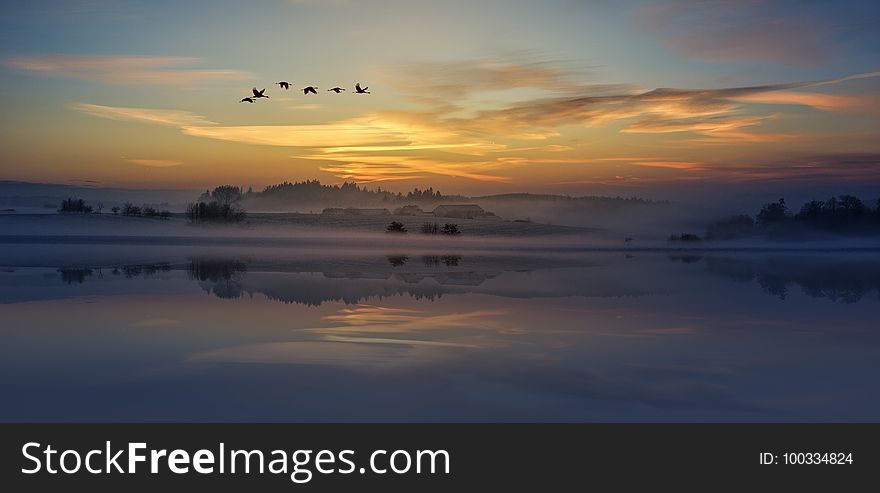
[706,195,880,240]
[58,197,170,219]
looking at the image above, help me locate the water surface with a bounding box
[1,243,878,421]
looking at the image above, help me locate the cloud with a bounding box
[182,119,414,148]
[70,59,880,185]
[630,160,707,171]
[457,71,880,141]
[4,55,251,86]
[389,57,587,99]
[71,103,216,126]
[74,101,511,182]
[727,153,880,183]
[543,145,574,152]
[125,158,182,168]
[308,149,513,183]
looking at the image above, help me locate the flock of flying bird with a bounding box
[240,81,371,103]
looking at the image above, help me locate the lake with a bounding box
[1,241,879,422]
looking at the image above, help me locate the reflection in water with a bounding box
[58,267,94,284]
[46,254,880,305]
[179,256,510,305]
[40,254,880,305]
[422,255,462,267]
[117,263,171,278]
[387,255,408,267]
[702,256,880,303]
[59,263,173,284]
[187,258,248,300]
[2,250,879,421]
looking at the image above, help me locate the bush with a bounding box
[386,221,407,233]
[420,222,439,234]
[441,223,461,235]
[122,203,142,216]
[58,197,93,214]
[186,201,246,223]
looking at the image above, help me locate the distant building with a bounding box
[432,204,488,219]
[322,207,390,216]
[393,205,426,216]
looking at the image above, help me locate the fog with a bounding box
[2,180,879,248]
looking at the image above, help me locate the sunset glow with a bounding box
[1,0,878,197]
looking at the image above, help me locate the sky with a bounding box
[1,0,879,198]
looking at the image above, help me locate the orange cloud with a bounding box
[125,158,182,168]
[631,161,707,170]
[733,91,864,111]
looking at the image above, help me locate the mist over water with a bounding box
[1,240,878,422]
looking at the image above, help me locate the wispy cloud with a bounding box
[455,71,880,142]
[74,101,512,182]
[70,58,880,185]
[125,158,182,168]
[389,57,587,100]
[71,103,216,126]
[5,55,251,86]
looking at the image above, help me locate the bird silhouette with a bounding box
[252,87,269,98]
[240,97,256,103]
[328,87,345,93]
[303,86,318,95]
[276,81,290,90]
[354,83,370,94]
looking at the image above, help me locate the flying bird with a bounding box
[276,81,290,90]
[354,83,370,94]
[252,87,269,98]
[240,97,256,103]
[303,86,318,95]
[328,87,345,93]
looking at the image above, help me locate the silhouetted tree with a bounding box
[122,203,142,216]
[186,201,246,223]
[757,198,789,226]
[706,194,879,240]
[211,185,243,206]
[796,200,825,222]
[58,197,93,214]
